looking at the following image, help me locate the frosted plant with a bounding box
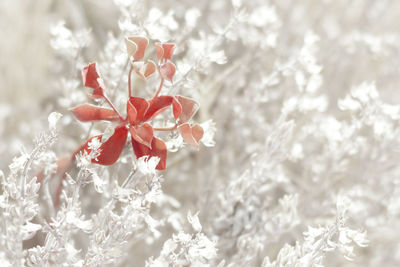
[262,196,369,267]
[0,113,61,266]
[4,0,400,266]
[146,211,217,267]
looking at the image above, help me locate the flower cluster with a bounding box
[72,36,204,170]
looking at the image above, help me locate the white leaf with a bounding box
[48,112,62,130]
[187,210,202,232]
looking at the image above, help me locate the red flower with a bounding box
[71,37,204,170]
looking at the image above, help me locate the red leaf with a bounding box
[175,95,199,123]
[144,60,156,78]
[130,123,153,149]
[128,97,149,124]
[126,36,149,61]
[172,97,182,120]
[82,62,105,98]
[127,101,137,124]
[178,123,204,149]
[131,136,167,170]
[143,96,174,121]
[155,42,176,61]
[192,124,204,143]
[133,60,156,80]
[71,104,119,122]
[84,126,128,165]
[155,43,164,61]
[159,61,176,82]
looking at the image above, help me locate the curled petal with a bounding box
[131,136,167,170]
[126,36,149,61]
[128,97,149,124]
[159,61,176,82]
[84,126,128,165]
[175,95,200,123]
[71,104,119,122]
[178,123,204,149]
[130,123,153,149]
[143,96,174,121]
[125,37,138,58]
[82,63,105,98]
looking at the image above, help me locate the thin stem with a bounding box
[128,65,133,98]
[103,94,124,121]
[54,174,65,207]
[153,124,177,132]
[153,76,164,100]
[53,143,85,207]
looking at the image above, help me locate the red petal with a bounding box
[155,43,164,61]
[192,124,204,143]
[175,95,199,123]
[71,104,119,122]
[82,63,104,98]
[128,97,149,123]
[131,136,167,170]
[133,60,157,81]
[159,61,176,82]
[161,43,175,60]
[127,100,137,124]
[178,123,203,149]
[84,126,128,165]
[155,43,175,61]
[143,96,173,121]
[172,97,182,120]
[130,123,153,148]
[144,60,156,78]
[126,36,149,61]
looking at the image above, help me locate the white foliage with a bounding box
[5,0,400,266]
